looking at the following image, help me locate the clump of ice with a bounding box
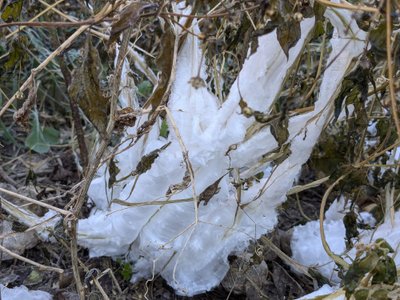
[291,200,400,296]
[297,284,341,300]
[77,2,367,296]
[291,197,349,282]
[0,284,52,300]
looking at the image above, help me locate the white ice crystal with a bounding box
[291,201,400,293]
[0,284,52,300]
[297,284,341,300]
[77,2,367,295]
[291,197,349,282]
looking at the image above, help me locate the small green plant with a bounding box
[117,259,133,281]
[25,110,59,154]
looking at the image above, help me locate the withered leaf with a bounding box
[68,36,110,137]
[198,175,225,206]
[1,0,23,22]
[144,24,175,110]
[133,142,171,176]
[108,2,158,45]
[166,170,190,197]
[114,107,136,132]
[270,115,289,147]
[108,157,120,188]
[276,19,301,59]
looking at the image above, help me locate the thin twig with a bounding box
[315,0,379,13]
[5,0,66,40]
[0,187,71,216]
[0,166,18,186]
[0,18,115,29]
[69,20,133,300]
[163,106,199,222]
[0,243,64,273]
[385,0,400,137]
[319,174,350,270]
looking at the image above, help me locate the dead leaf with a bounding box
[108,2,158,45]
[108,157,120,188]
[68,36,110,137]
[133,142,171,176]
[144,23,176,110]
[276,19,301,58]
[198,175,225,206]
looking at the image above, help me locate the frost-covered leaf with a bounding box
[137,80,153,98]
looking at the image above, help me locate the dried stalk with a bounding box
[69,24,134,300]
[0,187,70,216]
[319,174,350,270]
[0,243,64,273]
[385,0,400,137]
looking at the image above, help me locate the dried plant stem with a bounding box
[0,243,64,273]
[163,106,199,222]
[0,167,17,186]
[315,0,379,13]
[0,18,114,29]
[0,187,70,216]
[319,174,350,270]
[385,0,400,137]
[260,236,313,278]
[0,1,119,118]
[69,25,133,300]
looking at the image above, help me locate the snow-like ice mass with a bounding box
[77,3,368,296]
[0,284,52,300]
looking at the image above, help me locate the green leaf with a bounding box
[137,80,152,98]
[42,127,59,144]
[25,111,59,153]
[120,262,133,281]
[159,119,169,138]
[1,0,23,22]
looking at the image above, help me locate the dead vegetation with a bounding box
[1,0,400,299]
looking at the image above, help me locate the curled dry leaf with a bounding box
[108,2,158,46]
[198,175,225,206]
[68,36,110,137]
[277,19,301,58]
[145,23,176,110]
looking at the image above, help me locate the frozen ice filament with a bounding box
[77,4,367,296]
